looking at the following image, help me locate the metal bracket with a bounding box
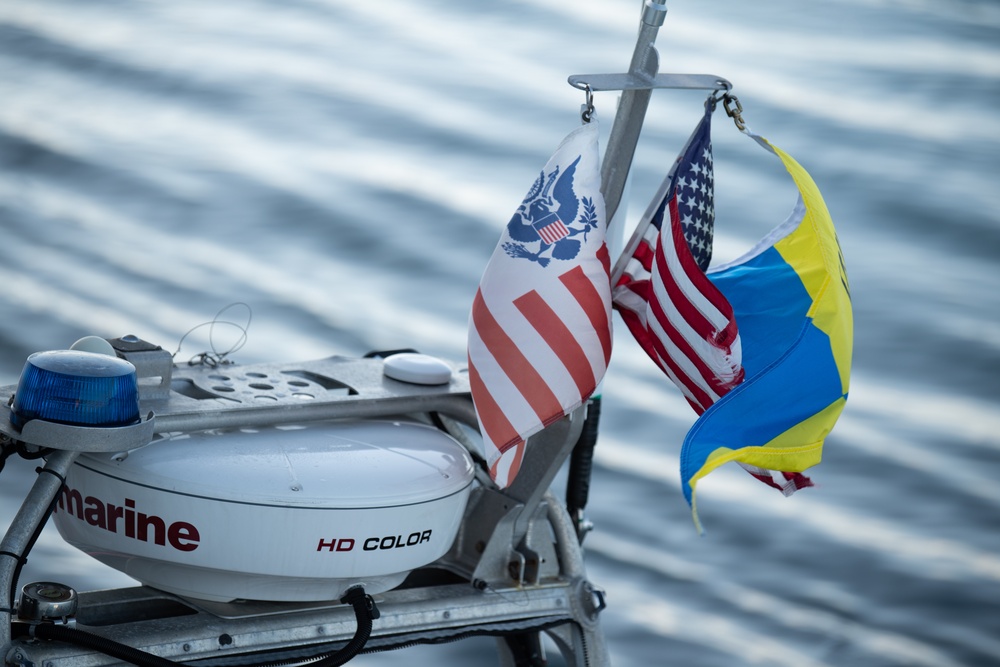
[0,408,155,453]
[722,92,748,131]
[568,72,731,93]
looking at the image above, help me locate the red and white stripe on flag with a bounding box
[613,193,743,415]
[535,218,571,244]
[468,122,611,488]
[737,463,815,496]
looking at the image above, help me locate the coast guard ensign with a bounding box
[468,122,612,488]
[502,156,601,267]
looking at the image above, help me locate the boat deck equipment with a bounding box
[0,2,738,665]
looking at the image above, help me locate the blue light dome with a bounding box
[10,350,140,430]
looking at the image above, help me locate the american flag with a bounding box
[739,465,815,496]
[612,100,814,495]
[612,103,744,414]
[468,122,611,487]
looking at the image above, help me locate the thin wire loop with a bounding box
[171,302,253,367]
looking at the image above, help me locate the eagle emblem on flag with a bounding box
[502,157,601,267]
[468,122,611,488]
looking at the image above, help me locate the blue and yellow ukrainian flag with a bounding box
[684,135,853,527]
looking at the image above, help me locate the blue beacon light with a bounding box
[10,350,141,430]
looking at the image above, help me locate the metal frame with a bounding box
[2,345,609,667]
[576,1,731,224]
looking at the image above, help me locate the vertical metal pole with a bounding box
[600,1,667,225]
[0,449,79,655]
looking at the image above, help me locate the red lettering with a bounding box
[106,504,124,533]
[168,522,199,552]
[124,499,136,538]
[137,513,166,546]
[318,538,356,552]
[85,497,106,529]
[60,487,85,519]
[56,485,200,552]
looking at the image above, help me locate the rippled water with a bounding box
[2,1,999,665]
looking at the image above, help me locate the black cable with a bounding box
[16,442,51,459]
[14,585,379,667]
[0,551,27,606]
[22,623,179,667]
[502,631,547,667]
[311,586,379,667]
[6,466,66,608]
[565,396,601,540]
[0,440,17,473]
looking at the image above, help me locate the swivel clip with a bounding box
[722,93,747,132]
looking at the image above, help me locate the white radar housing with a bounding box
[52,420,476,602]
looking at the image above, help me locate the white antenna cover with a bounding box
[52,420,475,602]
